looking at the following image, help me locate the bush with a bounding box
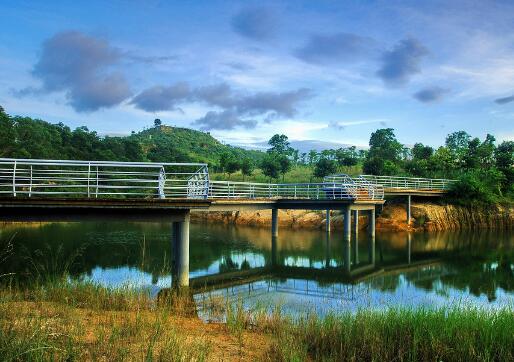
[449,169,505,204]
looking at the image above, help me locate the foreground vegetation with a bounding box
[1,280,513,361]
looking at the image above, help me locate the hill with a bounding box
[0,109,264,167]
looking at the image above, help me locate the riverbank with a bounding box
[191,201,514,232]
[1,282,512,361]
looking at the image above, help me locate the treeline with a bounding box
[0,107,512,203]
[218,128,513,204]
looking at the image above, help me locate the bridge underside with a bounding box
[0,197,384,219]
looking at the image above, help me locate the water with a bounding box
[1,219,513,316]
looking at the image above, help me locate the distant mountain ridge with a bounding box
[238,139,363,153]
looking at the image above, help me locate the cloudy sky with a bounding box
[1,0,514,148]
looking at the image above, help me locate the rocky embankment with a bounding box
[191,202,514,232]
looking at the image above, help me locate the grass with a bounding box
[211,164,364,184]
[1,281,513,361]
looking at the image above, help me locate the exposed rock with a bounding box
[192,202,514,232]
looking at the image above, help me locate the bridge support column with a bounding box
[271,208,279,238]
[325,209,331,233]
[407,195,411,225]
[352,210,359,264]
[343,207,351,273]
[172,211,190,289]
[368,208,375,265]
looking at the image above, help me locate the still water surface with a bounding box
[1,219,513,315]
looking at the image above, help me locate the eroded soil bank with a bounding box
[191,201,514,232]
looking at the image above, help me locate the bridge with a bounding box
[0,158,455,288]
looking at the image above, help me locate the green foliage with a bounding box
[335,146,359,166]
[240,158,254,180]
[449,169,505,204]
[267,134,293,155]
[363,128,404,175]
[260,153,281,180]
[313,158,337,179]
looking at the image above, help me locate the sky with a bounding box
[1,0,514,149]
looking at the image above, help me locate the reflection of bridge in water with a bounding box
[0,158,455,288]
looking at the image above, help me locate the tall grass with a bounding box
[263,307,514,361]
[0,283,211,361]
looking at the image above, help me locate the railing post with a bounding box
[95,166,99,198]
[29,165,33,197]
[87,162,91,198]
[158,167,166,199]
[12,160,17,197]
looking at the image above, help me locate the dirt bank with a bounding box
[191,202,514,232]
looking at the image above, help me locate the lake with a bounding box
[1,218,513,316]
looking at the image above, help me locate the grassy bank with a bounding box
[1,281,513,361]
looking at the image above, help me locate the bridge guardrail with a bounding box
[0,158,209,199]
[208,180,384,201]
[359,175,456,191]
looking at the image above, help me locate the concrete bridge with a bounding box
[0,158,455,288]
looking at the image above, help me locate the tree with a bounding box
[240,158,254,181]
[307,150,318,165]
[0,108,15,157]
[411,143,433,160]
[219,152,240,178]
[314,158,337,179]
[495,141,514,192]
[260,153,281,181]
[277,154,291,181]
[335,146,359,167]
[154,119,162,127]
[267,134,292,155]
[363,128,404,175]
[446,130,471,166]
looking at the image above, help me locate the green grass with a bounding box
[262,308,514,361]
[211,164,364,184]
[1,281,513,361]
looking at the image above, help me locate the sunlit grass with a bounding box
[1,281,513,361]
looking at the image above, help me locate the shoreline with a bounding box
[191,201,514,232]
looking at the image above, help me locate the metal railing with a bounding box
[359,175,456,191]
[209,179,384,201]
[0,158,209,199]
[1,158,454,201]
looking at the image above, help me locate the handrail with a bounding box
[0,158,210,199]
[359,175,456,190]
[0,158,454,201]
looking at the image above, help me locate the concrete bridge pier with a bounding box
[326,209,331,233]
[352,210,359,264]
[406,195,412,225]
[271,208,279,238]
[368,208,376,265]
[172,211,190,289]
[343,207,351,273]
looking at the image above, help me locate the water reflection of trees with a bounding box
[1,220,513,298]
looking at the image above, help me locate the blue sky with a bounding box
[1,0,514,148]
